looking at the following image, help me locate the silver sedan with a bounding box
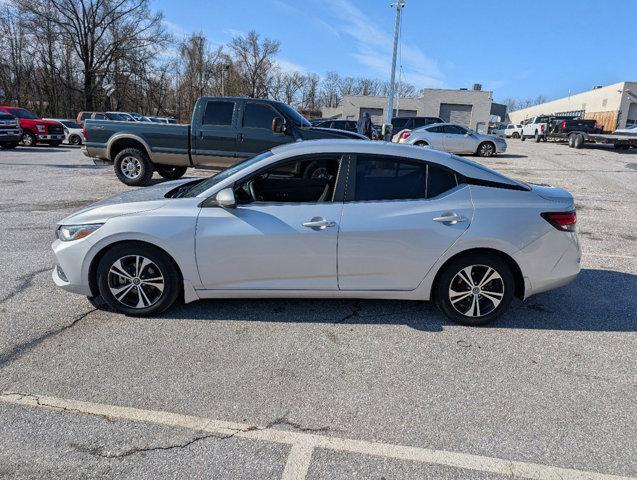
[52,140,580,325]
[398,123,507,157]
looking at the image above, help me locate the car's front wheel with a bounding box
[96,243,181,316]
[435,253,514,326]
[21,132,36,147]
[477,141,495,157]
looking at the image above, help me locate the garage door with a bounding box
[439,103,472,127]
[627,103,637,126]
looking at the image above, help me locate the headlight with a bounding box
[56,223,103,241]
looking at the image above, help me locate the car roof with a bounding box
[269,139,521,187]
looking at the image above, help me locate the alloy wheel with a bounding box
[22,133,34,146]
[479,143,494,156]
[120,156,142,179]
[107,255,165,309]
[448,264,504,318]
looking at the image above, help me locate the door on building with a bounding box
[627,103,637,127]
[439,103,473,127]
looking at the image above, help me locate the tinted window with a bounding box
[203,101,235,126]
[427,125,445,133]
[392,118,409,131]
[444,125,467,134]
[243,102,278,129]
[79,113,91,121]
[354,157,427,201]
[93,113,106,120]
[62,120,81,128]
[427,164,457,198]
[413,117,437,128]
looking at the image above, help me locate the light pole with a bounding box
[384,0,405,141]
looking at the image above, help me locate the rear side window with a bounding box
[427,164,457,198]
[354,157,427,201]
[427,125,444,133]
[203,101,235,126]
[243,102,278,129]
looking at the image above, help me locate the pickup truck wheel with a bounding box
[156,165,187,180]
[573,134,584,149]
[114,148,154,186]
[568,134,576,147]
[534,131,541,142]
[21,132,36,147]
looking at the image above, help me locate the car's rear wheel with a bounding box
[414,141,429,147]
[114,148,154,186]
[511,132,520,139]
[96,243,181,316]
[477,141,495,157]
[156,165,187,180]
[69,134,82,145]
[21,132,36,147]
[435,253,514,326]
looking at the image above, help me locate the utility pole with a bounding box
[384,0,405,141]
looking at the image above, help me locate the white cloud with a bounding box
[276,59,307,74]
[322,0,444,88]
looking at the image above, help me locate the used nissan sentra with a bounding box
[52,140,580,325]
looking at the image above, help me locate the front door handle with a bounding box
[303,217,336,230]
[433,212,466,224]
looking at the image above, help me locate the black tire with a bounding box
[86,294,112,311]
[520,134,526,142]
[114,147,154,186]
[156,165,187,180]
[0,142,18,149]
[511,132,520,139]
[573,134,584,149]
[568,134,576,148]
[435,253,515,326]
[534,131,541,142]
[69,134,82,145]
[96,242,181,317]
[477,141,495,157]
[414,141,429,147]
[614,143,629,150]
[21,132,37,147]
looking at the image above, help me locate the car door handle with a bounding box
[433,212,466,224]
[303,217,336,230]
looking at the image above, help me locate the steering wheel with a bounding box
[248,180,258,202]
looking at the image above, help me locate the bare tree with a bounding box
[229,30,280,98]
[320,71,341,108]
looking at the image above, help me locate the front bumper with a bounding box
[51,238,93,296]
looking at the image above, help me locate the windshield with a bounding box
[182,151,274,198]
[275,103,311,127]
[8,108,38,119]
[62,120,81,128]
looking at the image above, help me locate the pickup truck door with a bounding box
[191,99,240,168]
[235,101,290,157]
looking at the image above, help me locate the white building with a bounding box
[509,81,637,132]
[322,86,494,133]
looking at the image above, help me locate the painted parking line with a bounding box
[1,392,634,480]
[583,253,637,259]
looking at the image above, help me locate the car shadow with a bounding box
[496,154,527,159]
[13,147,74,153]
[156,269,636,332]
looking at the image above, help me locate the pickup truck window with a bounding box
[276,102,311,127]
[7,108,38,119]
[243,103,278,129]
[203,101,235,126]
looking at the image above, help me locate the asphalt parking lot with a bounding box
[0,141,635,479]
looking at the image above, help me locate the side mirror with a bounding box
[214,187,236,208]
[272,116,286,134]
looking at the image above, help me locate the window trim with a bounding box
[344,154,459,203]
[230,153,349,206]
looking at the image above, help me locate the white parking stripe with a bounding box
[583,253,637,259]
[1,392,634,480]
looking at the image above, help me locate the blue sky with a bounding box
[154,0,633,103]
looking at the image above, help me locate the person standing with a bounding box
[357,112,373,139]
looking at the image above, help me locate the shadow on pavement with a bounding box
[12,147,74,153]
[158,269,636,332]
[496,153,528,159]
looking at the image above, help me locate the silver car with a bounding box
[52,140,580,325]
[399,123,507,157]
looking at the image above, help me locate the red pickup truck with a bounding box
[0,106,65,147]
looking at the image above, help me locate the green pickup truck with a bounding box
[83,96,366,186]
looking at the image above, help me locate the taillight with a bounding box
[540,124,545,133]
[400,131,410,140]
[541,211,577,232]
[561,120,566,130]
[82,125,87,141]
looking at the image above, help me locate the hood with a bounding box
[58,178,195,225]
[302,126,368,140]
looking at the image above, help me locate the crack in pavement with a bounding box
[0,308,96,368]
[0,267,50,305]
[265,413,330,433]
[334,300,362,324]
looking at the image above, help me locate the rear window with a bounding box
[353,157,427,201]
[203,101,235,126]
[413,117,440,128]
[427,164,458,198]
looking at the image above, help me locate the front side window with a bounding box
[243,103,278,129]
[235,156,341,204]
[203,101,235,126]
[354,157,427,201]
[444,125,467,135]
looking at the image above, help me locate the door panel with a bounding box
[337,186,473,290]
[196,203,342,290]
[192,100,239,167]
[236,102,290,157]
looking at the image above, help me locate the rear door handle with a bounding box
[303,217,336,230]
[433,212,466,224]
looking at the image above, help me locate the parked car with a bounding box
[45,119,84,145]
[392,116,444,133]
[520,116,550,142]
[398,123,507,157]
[0,106,65,147]
[0,112,22,149]
[53,139,580,325]
[311,119,358,133]
[83,96,366,186]
[493,124,522,139]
